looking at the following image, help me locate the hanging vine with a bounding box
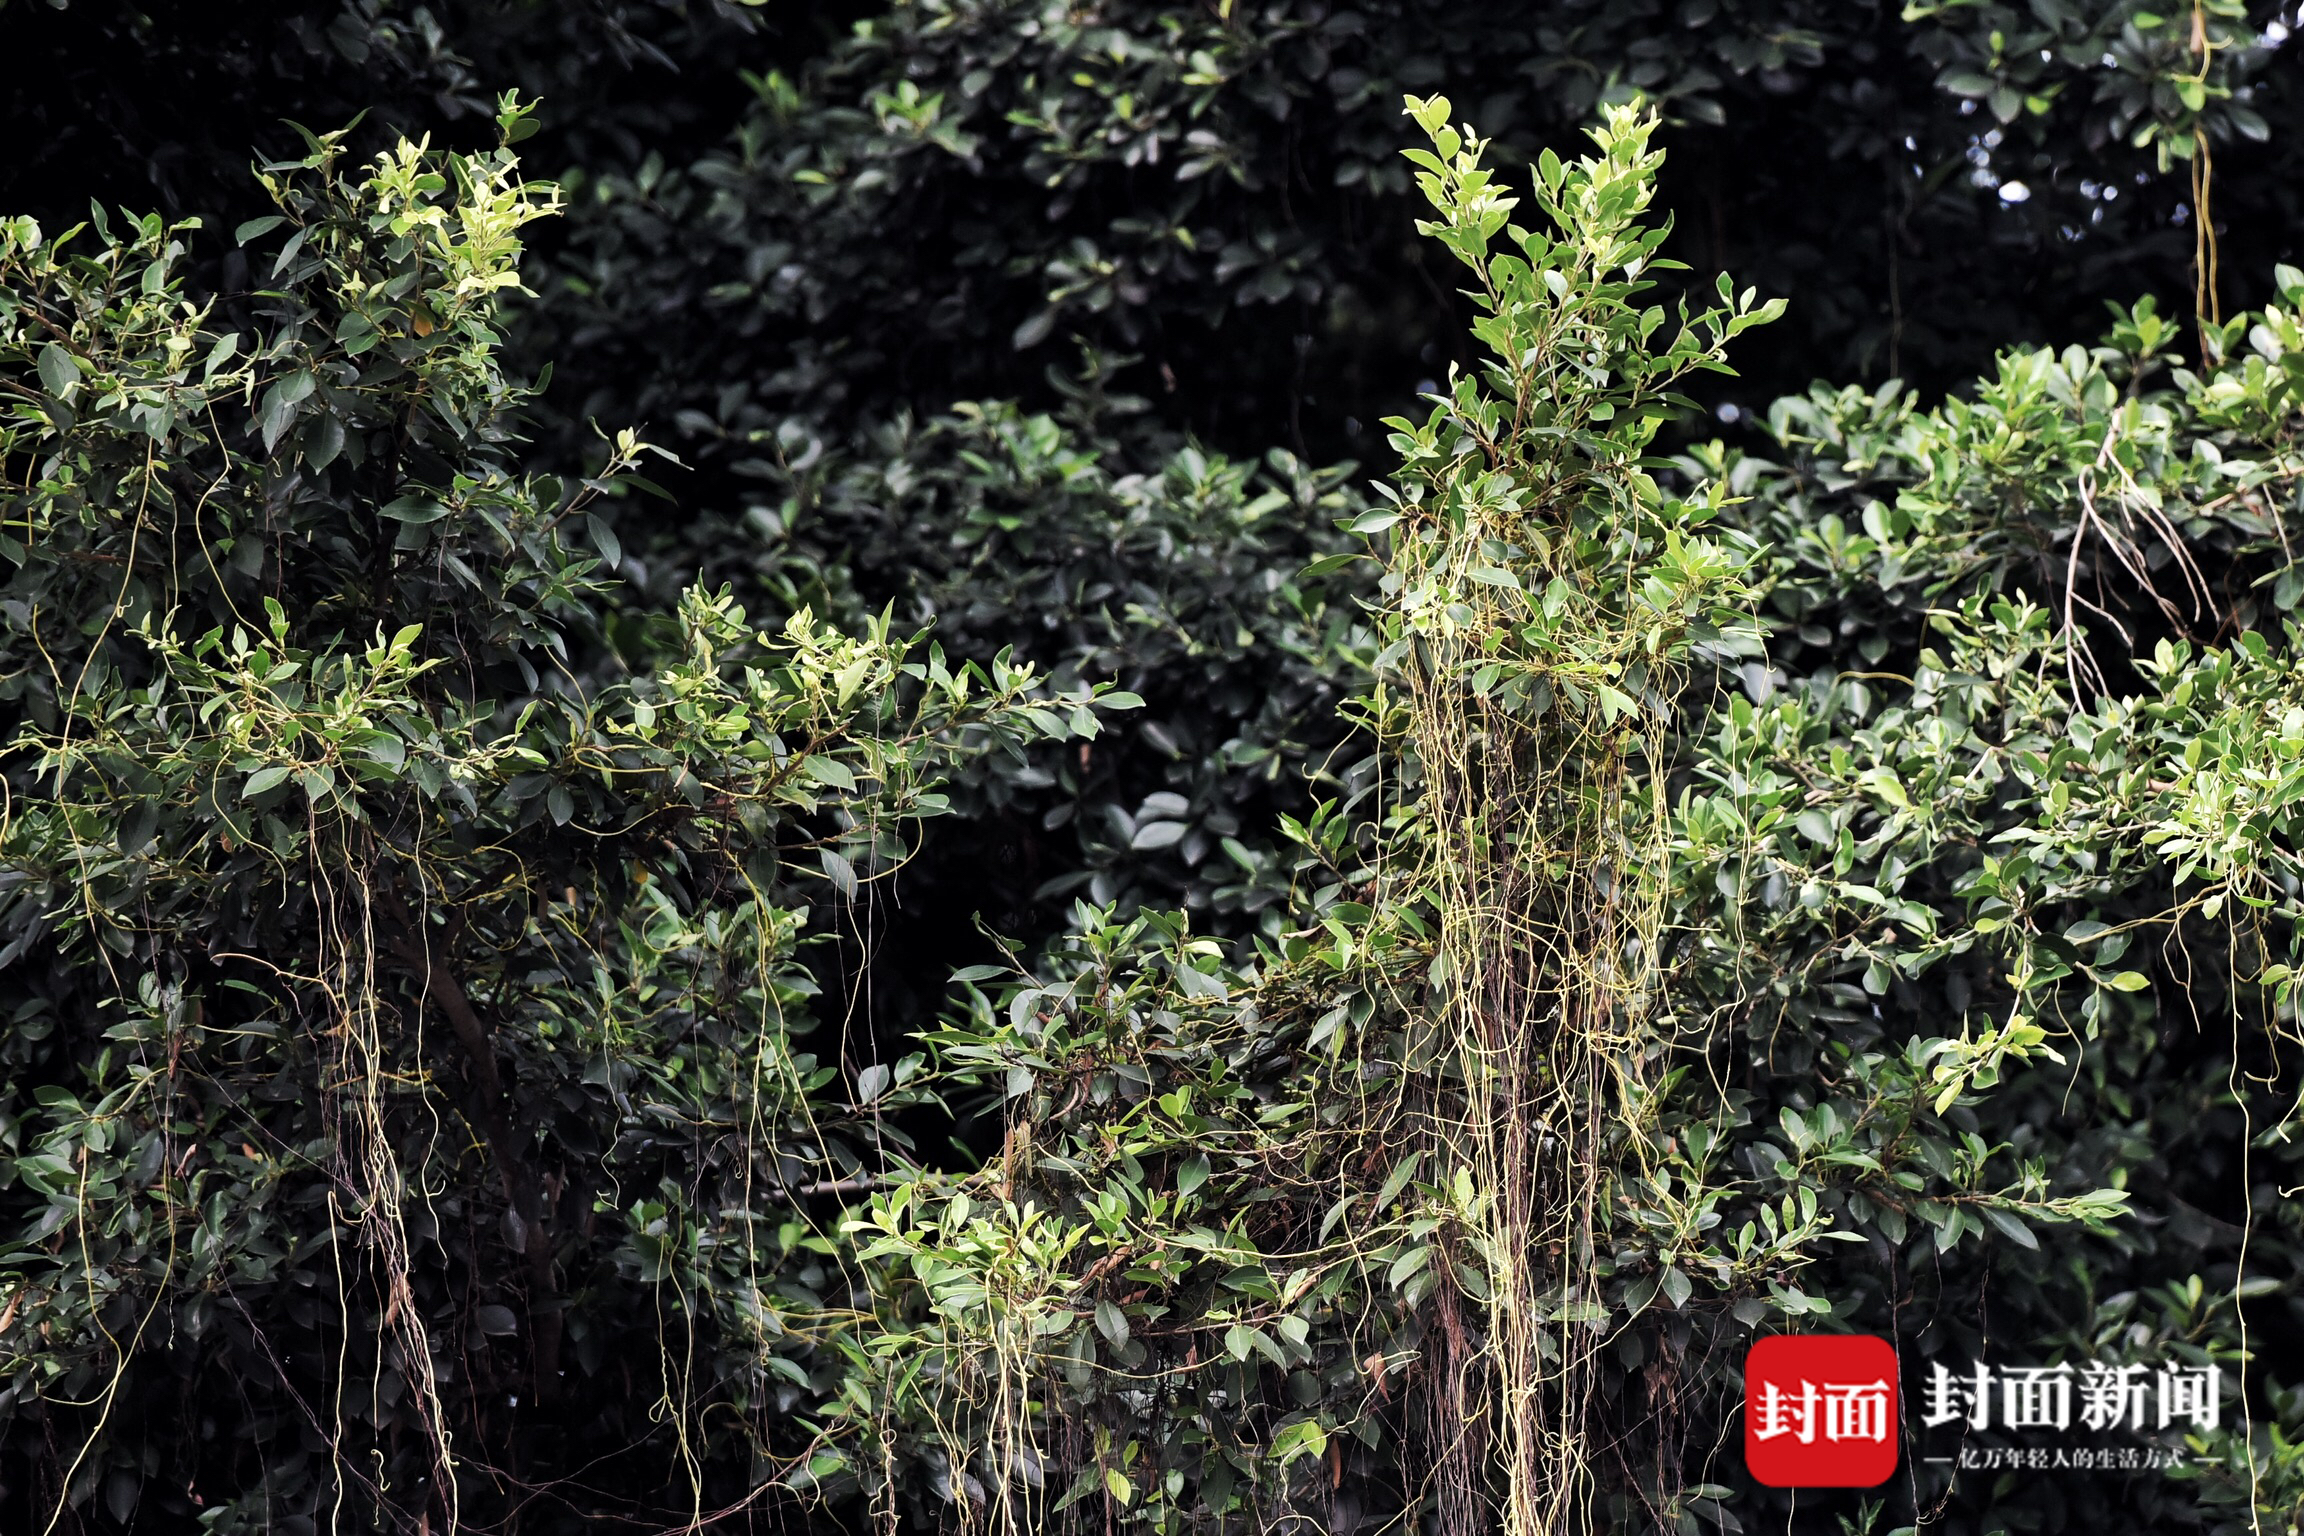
[845,100,1789,1536]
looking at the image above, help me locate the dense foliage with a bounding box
[0,104,1128,1529]
[833,107,2304,1536]
[3,0,2304,1533]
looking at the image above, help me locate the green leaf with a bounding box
[1981,1206,2040,1250]
[258,372,315,452]
[380,495,449,525]
[1224,1324,1284,1364]
[104,1471,138,1525]
[242,765,292,798]
[1271,1419,1329,1465]
[1131,819,1187,850]
[588,513,623,569]
[1095,1299,1130,1350]
[36,343,75,397]
[1376,1152,1421,1209]
[803,755,856,791]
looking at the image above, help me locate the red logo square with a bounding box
[1744,1334,1900,1488]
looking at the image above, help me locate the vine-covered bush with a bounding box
[0,100,1129,1530]
[823,102,2304,1536]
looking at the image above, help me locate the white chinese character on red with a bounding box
[1922,1360,1991,1429]
[2000,1364,2072,1430]
[1753,1379,1819,1443]
[1823,1379,1891,1443]
[2078,1362,2150,1431]
[1755,1377,1890,1445]
[2158,1363,2221,1430]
